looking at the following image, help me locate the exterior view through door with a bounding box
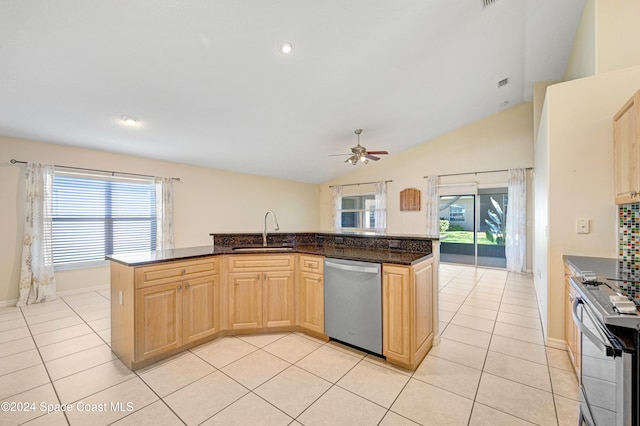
[439,188,508,268]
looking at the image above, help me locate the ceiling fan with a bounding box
[331,129,389,165]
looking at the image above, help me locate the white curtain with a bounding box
[332,185,342,230]
[425,176,439,237]
[18,163,57,306]
[155,177,174,251]
[505,168,526,272]
[374,181,387,233]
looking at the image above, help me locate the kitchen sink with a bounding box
[231,246,294,252]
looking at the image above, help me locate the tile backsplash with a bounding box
[618,203,640,301]
[619,203,640,269]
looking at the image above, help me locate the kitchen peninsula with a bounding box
[108,232,439,372]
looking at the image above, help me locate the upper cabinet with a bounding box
[614,90,640,204]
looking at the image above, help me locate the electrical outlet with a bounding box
[576,219,590,234]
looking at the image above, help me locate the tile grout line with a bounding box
[474,271,562,425]
[4,268,559,425]
[18,296,75,425]
[465,269,505,424]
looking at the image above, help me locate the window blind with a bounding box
[51,172,157,268]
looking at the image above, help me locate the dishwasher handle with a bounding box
[324,260,379,274]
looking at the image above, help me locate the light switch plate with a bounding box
[576,219,590,234]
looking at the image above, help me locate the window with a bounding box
[449,204,466,221]
[339,194,378,230]
[51,171,157,269]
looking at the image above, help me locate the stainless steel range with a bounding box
[570,274,640,425]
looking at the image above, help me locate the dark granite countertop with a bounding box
[565,254,640,283]
[107,244,433,267]
[107,232,436,267]
[563,255,618,279]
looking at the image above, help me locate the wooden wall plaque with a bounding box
[400,188,421,211]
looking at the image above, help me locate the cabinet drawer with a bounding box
[299,254,324,274]
[228,255,294,272]
[135,257,219,289]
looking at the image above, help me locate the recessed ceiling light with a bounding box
[279,41,294,54]
[121,116,139,126]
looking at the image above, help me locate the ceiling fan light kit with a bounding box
[335,129,389,166]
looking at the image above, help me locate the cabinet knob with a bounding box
[181,269,186,275]
[178,285,182,290]
[185,283,190,289]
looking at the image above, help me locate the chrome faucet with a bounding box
[263,210,280,246]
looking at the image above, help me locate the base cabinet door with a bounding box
[564,276,581,376]
[135,282,183,360]
[183,275,220,344]
[413,260,434,355]
[299,271,324,334]
[383,265,412,365]
[228,273,263,329]
[263,271,295,328]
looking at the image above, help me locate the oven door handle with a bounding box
[572,296,622,357]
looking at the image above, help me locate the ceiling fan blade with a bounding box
[329,153,351,157]
[364,154,381,161]
[366,151,388,155]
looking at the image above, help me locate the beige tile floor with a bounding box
[0,264,579,425]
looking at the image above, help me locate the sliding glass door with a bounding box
[439,188,507,268]
[439,195,476,265]
[477,188,507,268]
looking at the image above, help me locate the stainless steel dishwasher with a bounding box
[324,258,382,355]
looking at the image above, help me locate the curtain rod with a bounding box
[329,179,392,188]
[9,159,181,182]
[424,167,532,179]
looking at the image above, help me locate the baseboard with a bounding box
[0,298,18,308]
[0,285,109,308]
[545,336,568,350]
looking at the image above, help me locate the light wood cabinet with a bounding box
[564,264,581,376]
[227,255,295,330]
[112,249,439,372]
[228,272,263,329]
[135,282,182,360]
[614,90,640,204]
[297,255,324,334]
[382,257,435,370]
[112,257,220,370]
[383,265,412,364]
[183,275,221,343]
[263,271,295,328]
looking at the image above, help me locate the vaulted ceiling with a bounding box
[0,0,585,183]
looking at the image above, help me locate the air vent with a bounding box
[483,0,497,6]
[497,77,509,88]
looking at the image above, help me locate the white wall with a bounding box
[596,0,640,74]
[0,136,320,304]
[534,99,550,335]
[564,0,640,81]
[319,102,535,268]
[540,65,640,343]
[563,0,596,81]
[534,0,640,345]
